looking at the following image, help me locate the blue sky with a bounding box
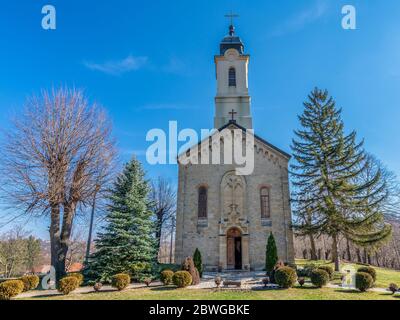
[1,0,400,238]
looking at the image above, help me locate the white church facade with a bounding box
[175,24,295,271]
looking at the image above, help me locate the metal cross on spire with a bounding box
[224,10,239,26]
[229,109,238,122]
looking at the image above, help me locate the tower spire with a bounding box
[224,11,239,36]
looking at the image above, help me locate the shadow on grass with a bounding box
[150,286,177,292]
[294,286,320,290]
[28,293,64,299]
[333,289,366,294]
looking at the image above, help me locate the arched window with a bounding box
[229,67,236,87]
[198,186,208,218]
[260,187,270,219]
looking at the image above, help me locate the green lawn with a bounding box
[296,259,400,288]
[20,260,400,300]
[25,286,399,300]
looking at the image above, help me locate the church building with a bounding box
[174,23,295,271]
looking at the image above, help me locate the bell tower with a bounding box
[214,21,252,129]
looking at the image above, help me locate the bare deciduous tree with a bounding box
[0,88,116,281]
[150,177,176,258]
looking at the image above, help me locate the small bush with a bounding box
[214,276,222,288]
[20,275,40,291]
[158,264,181,273]
[193,248,203,278]
[130,262,152,282]
[310,269,329,288]
[298,277,305,287]
[93,282,103,292]
[0,280,24,300]
[355,272,374,292]
[160,270,174,285]
[357,266,376,283]
[173,271,192,288]
[182,257,200,285]
[274,266,297,288]
[297,263,317,277]
[388,283,398,294]
[269,261,285,283]
[68,273,84,286]
[143,278,152,287]
[317,266,334,280]
[58,276,79,295]
[111,273,131,291]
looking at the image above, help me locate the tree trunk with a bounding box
[169,224,174,264]
[346,237,352,261]
[355,248,362,263]
[50,204,66,282]
[309,234,318,260]
[332,234,340,271]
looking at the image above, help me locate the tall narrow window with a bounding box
[229,67,236,87]
[198,186,208,218]
[260,187,270,219]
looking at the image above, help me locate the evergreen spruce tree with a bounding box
[193,248,203,278]
[291,88,392,271]
[85,157,157,282]
[266,233,278,273]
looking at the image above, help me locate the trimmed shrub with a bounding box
[317,266,334,280]
[214,276,222,288]
[58,276,79,295]
[160,270,174,285]
[357,266,376,283]
[274,266,297,289]
[182,257,200,285]
[68,273,84,286]
[266,233,278,273]
[356,272,374,292]
[158,264,181,273]
[388,283,398,294]
[310,269,329,288]
[269,261,285,284]
[130,262,152,282]
[93,282,103,292]
[297,263,317,277]
[143,278,152,287]
[193,248,203,278]
[0,280,24,300]
[173,271,192,288]
[20,275,40,291]
[111,273,131,291]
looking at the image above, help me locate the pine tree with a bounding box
[193,248,203,278]
[266,233,278,273]
[85,157,157,282]
[291,88,392,271]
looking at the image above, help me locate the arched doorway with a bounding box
[227,227,242,270]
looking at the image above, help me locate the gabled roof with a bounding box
[178,120,291,160]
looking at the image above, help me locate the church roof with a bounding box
[218,121,291,159]
[178,120,291,161]
[220,25,244,55]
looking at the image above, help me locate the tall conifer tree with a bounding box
[85,157,156,282]
[291,88,392,271]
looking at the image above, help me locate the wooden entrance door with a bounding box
[227,228,242,270]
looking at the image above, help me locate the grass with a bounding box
[19,259,400,300]
[296,259,400,288]
[25,286,399,300]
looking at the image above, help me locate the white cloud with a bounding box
[269,0,329,38]
[83,55,148,75]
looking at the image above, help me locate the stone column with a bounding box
[242,234,250,270]
[219,234,227,271]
